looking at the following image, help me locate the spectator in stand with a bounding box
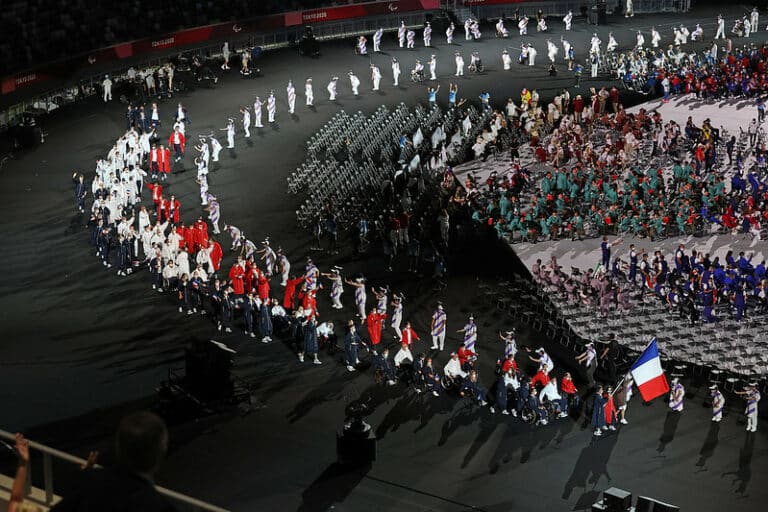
[51,411,174,511]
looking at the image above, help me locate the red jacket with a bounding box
[284,277,304,309]
[147,182,163,204]
[457,347,476,367]
[229,264,246,295]
[192,220,208,250]
[208,241,223,271]
[401,326,419,346]
[168,131,186,152]
[161,147,171,173]
[168,198,181,224]
[256,271,270,301]
[560,377,577,395]
[604,394,616,424]
[530,370,551,389]
[502,358,518,374]
[366,311,386,345]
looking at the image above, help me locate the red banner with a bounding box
[294,0,439,26]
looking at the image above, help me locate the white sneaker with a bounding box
[540,419,548,425]
[157,288,163,293]
[414,388,422,394]
[430,345,438,349]
[511,410,518,417]
[225,327,232,333]
[187,310,193,315]
[387,380,396,386]
[432,391,439,397]
[250,333,256,338]
[261,338,269,343]
[179,307,183,313]
[502,410,510,415]
[558,412,568,419]
[347,366,356,372]
[594,429,602,436]
[299,354,305,362]
[620,418,628,425]
[489,407,496,414]
[608,425,616,431]
[480,400,488,406]
[218,324,222,331]
[313,359,323,365]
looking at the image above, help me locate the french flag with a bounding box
[630,338,669,402]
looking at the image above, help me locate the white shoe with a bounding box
[179,307,183,313]
[218,324,222,331]
[602,426,608,431]
[511,410,518,417]
[157,288,163,293]
[540,419,548,425]
[225,327,232,333]
[414,388,422,393]
[187,310,193,315]
[250,333,256,338]
[387,380,396,386]
[620,418,628,425]
[558,412,568,419]
[299,354,305,362]
[347,366,356,372]
[313,359,323,365]
[261,338,269,343]
[489,407,496,414]
[432,391,439,397]
[608,425,616,431]
[594,429,603,436]
[502,410,510,415]
[430,345,438,349]
[480,400,488,406]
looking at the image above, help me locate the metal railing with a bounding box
[0,429,228,512]
[463,0,687,19]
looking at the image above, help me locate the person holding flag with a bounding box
[629,337,670,404]
[668,377,685,413]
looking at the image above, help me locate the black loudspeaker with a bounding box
[603,487,632,512]
[184,339,235,401]
[635,496,656,512]
[336,418,376,466]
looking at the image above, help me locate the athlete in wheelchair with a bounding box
[373,347,397,385]
[410,60,425,82]
[539,377,570,419]
[459,370,489,407]
[441,352,467,390]
[468,52,484,73]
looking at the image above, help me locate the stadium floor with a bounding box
[1,4,766,511]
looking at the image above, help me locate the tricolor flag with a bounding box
[630,338,669,402]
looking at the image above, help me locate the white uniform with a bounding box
[102,77,113,102]
[751,9,759,32]
[392,61,401,86]
[428,56,437,80]
[651,28,661,47]
[398,22,406,47]
[349,73,360,95]
[547,40,558,63]
[287,81,296,114]
[625,0,634,17]
[267,93,276,123]
[564,11,573,31]
[305,80,314,106]
[253,98,263,127]
[502,51,512,70]
[373,28,383,52]
[590,35,601,55]
[406,30,416,49]
[607,34,618,52]
[518,17,528,36]
[636,31,645,49]
[225,120,235,148]
[446,23,455,44]
[242,109,251,138]
[327,78,338,100]
[210,136,222,162]
[464,19,472,41]
[528,46,537,66]
[423,23,432,47]
[715,16,725,39]
[371,65,381,91]
[455,54,464,76]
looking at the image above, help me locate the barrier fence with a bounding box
[0,428,228,511]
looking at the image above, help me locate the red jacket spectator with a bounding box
[560,375,577,395]
[502,357,518,374]
[457,346,476,367]
[161,146,171,174]
[167,196,181,224]
[168,130,186,153]
[401,325,419,346]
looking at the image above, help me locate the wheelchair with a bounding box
[410,69,425,82]
[441,373,460,391]
[519,404,538,424]
[468,59,484,73]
